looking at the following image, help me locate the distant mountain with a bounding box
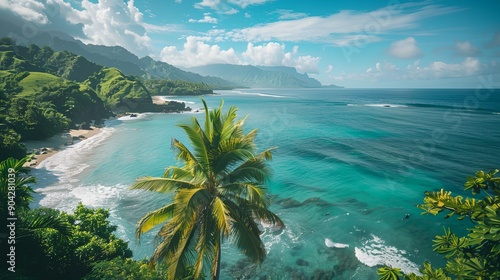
[0,22,237,88]
[0,20,333,88]
[138,56,240,88]
[188,64,323,88]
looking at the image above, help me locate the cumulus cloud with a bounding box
[0,0,49,24]
[242,42,320,73]
[189,13,218,24]
[387,37,421,59]
[159,38,320,73]
[454,41,480,56]
[0,0,181,57]
[160,36,240,68]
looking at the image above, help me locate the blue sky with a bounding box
[1,0,499,88]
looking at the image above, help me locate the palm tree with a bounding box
[131,99,284,280]
[0,156,36,218]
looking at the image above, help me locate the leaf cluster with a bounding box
[377,169,500,279]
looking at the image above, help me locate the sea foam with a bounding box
[354,234,421,276]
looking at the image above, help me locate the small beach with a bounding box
[23,127,102,167]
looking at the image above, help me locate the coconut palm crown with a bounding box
[131,99,284,280]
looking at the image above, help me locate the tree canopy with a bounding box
[377,169,500,280]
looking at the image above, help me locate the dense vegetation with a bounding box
[378,169,500,280]
[142,79,213,96]
[0,37,213,161]
[0,156,164,280]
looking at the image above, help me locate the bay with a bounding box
[32,88,500,279]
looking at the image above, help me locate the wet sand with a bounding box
[23,127,102,167]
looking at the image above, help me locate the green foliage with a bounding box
[6,97,71,140]
[84,258,164,280]
[142,79,213,96]
[16,203,133,279]
[85,67,152,111]
[377,169,500,280]
[0,156,35,218]
[131,99,284,279]
[0,39,111,143]
[0,127,26,161]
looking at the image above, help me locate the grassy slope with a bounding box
[18,72,62,95]
[92,68,150,106]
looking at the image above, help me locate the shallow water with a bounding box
[32,88,500,279]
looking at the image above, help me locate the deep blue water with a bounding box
[32,88,500,279]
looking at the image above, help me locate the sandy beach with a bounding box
[23,127,102,167]
[152,95,166,105]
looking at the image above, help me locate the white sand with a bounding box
[23,127,102,167]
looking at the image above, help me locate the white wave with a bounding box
[117,114,148,121]
[348,103,408,108]
[325,238,349,248]
[354,234,421,276]
[70,184,127,208]
[232,90,286,98]
[34,127,116,211]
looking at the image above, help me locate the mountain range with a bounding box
[0,18,334,88]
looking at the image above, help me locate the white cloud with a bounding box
[274,9,308,20]
[229,4,460,45]
[74,0,153,56]
[387,37,421,59]
[242,42,320,73]
[189,13,218,24]
[334,58,486,84]
[229,0,272,8]
[0,0,181,57]
[159,39,320,73]
[195,0,220,9]
[195,0,272,9]
[411,57,482,78]
[326,65,334,73]
[455,41,480,56]
[160,36,240,68]
[0,0,49,24]
[244,12,251,18]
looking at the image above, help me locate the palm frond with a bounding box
[136,203,176,239]
[17,209,72,241]
[212,196,232,236]
[130,177,195,193]
[224,200,266,263]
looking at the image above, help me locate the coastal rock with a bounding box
[79,122,91,130]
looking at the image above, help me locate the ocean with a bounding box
[32,88,500,279]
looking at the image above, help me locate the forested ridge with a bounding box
[0,37,213,161]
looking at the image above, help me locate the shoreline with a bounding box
[23,127,102,167]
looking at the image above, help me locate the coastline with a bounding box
[152,95,166,105]
[23,127,102,167]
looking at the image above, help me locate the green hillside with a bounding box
[85,67,152,112]
[18,72,62,95]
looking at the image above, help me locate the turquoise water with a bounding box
[32,88,500,279]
